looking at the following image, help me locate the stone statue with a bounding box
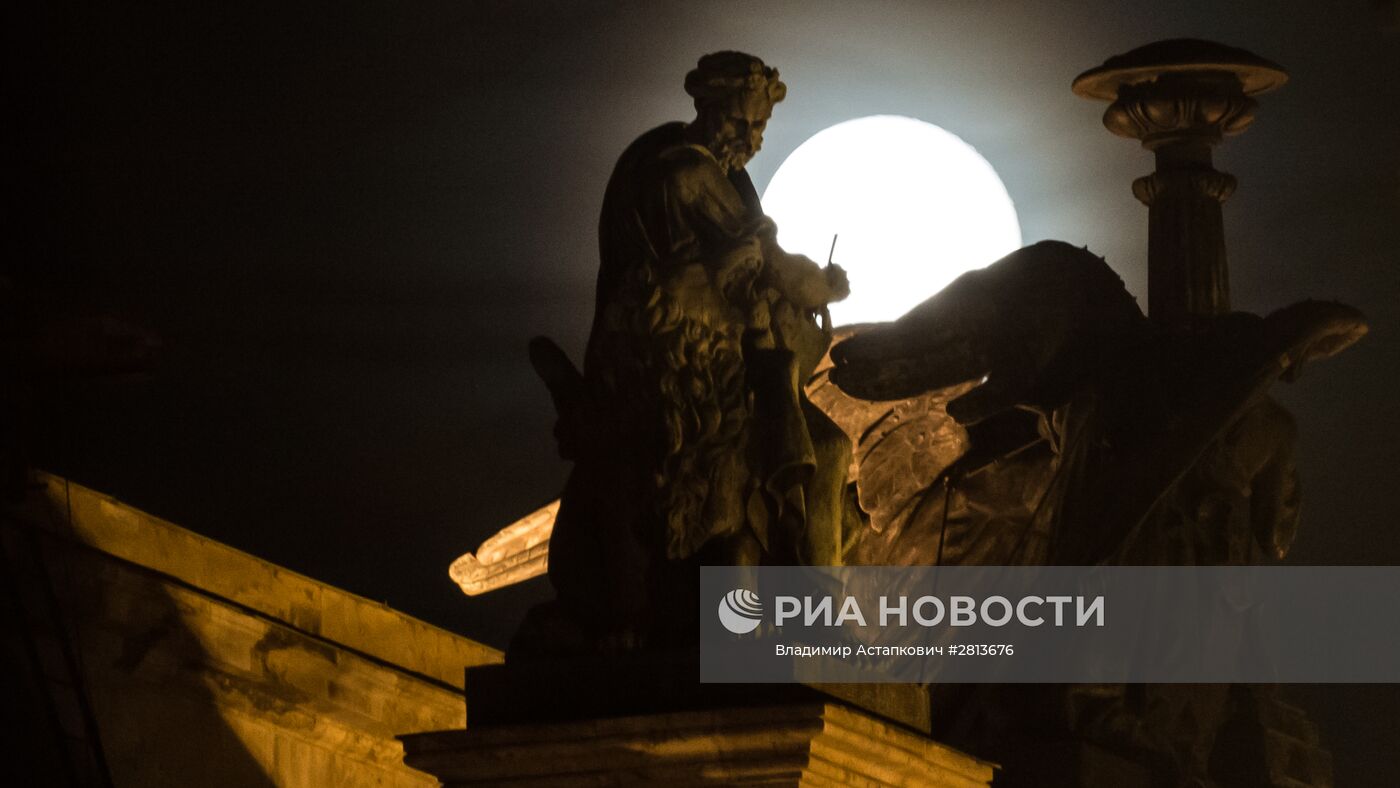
[481,37,1350,787]
[522,52,852,652]
[808,240,1366,785]
[816,240,1365,569]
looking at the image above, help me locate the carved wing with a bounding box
[805,327,972,540]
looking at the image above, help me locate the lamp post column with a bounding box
[1073,40,1287,329]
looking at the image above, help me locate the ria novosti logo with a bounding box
[717,589,763,634]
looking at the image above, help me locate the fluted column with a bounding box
[1074,40,1287,329]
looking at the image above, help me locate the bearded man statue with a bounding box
[522,51,852,651]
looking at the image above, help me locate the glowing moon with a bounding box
[762,115,1021,326]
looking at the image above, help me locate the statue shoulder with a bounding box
[656,144,730,202]
[612,122,687,172]
[604,122,718,201]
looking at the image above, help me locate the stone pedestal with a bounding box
[399,655,992,787]
[989,740,1150,788]
[401,702,993,787]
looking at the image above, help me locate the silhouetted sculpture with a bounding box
[811,241,1363,784]
[509,39,1359,786]
[522,52,852,652]
[815,240,1365,569]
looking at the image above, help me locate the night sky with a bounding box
[8,1,1399,781]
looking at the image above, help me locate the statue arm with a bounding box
[658,147,763,266]
[654,151,848,316]
[652,149,770,326]
[1244,398,1301,560]
[755,225,849,310]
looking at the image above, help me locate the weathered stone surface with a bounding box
[24,473,501,687]
[449,500,554,595]
[10,474,503,787]
[402,703,994,787]
[461,652,931,734]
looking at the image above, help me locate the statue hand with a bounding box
[825,263,851,302]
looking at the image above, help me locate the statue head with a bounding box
[684,52,787,173]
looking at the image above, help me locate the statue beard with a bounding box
[720,264,761,307]
[708,136,753,173]
[642,286,754,560]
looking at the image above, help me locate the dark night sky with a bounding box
[8,1,1399,781]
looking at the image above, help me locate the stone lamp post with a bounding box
[1073,39,1288,329]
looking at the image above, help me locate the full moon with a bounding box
[762,115,1021,326]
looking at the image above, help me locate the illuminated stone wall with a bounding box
[10,475,501,787]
